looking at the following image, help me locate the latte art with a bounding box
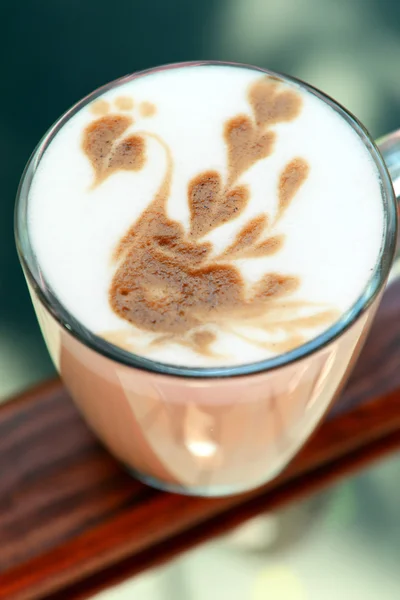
[28,65,383,366]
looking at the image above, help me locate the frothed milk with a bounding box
[28,65,383,367]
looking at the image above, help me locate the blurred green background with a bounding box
[2,0,400,400]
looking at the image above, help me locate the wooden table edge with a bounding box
[0,381,399,600]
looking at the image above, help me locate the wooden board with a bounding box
[1,280,400,600]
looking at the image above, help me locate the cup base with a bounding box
[126,466,284,497]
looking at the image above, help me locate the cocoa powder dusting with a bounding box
[81,75,336,358]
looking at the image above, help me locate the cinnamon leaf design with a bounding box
[248,78,278,125]
[277,158,309,219]
[154,235,212,266]
[256,131,275,159]
[222,215,267,258]
[271,89,303,124]
[248,77,303,126]
[246,235,284,258]
[108,134,146,173]
[82,114,133,185]
[211,184,249,231]
[252,273,299,300]
[224,116,275,183]
[223,298,338,354]
[188,170,222,239]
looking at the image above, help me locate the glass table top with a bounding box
[92,453,400,599]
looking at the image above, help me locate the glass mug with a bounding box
[15,61,400,497]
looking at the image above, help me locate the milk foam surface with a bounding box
[28,64,384,366]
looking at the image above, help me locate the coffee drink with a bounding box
[20,63,393,496]
[28,64,383,367]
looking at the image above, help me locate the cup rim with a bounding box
[15,60,398,379]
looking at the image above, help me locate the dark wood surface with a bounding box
[1,280,400,600]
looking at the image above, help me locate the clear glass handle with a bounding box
[378,131,400,281]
